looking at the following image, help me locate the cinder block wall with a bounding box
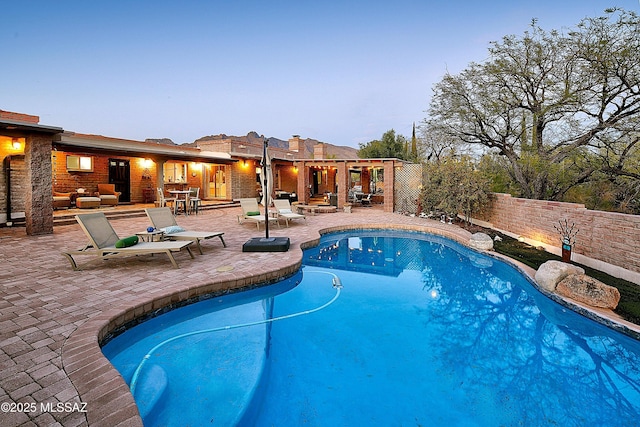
[480,193,640,280]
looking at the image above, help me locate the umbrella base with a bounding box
[242,237,290,252]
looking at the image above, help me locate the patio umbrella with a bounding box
[259,139,273,208]
[260,137,273,239]
[241,136,289,251]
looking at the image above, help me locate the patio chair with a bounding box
[237,198,279,230]
[62,212,194,270]
[157,188,176,209]
[273,199,306,227]
[361,193,372,207]
[97,184,121,206]
[188,187,201,215]
[53,191,72,209]
[145,207,226,255]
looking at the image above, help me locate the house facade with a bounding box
[1,110,420,235]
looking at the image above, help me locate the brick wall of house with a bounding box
[230,159,260,200]
[315,167,337,195]
[52,151,160,203]
[9,157,26,215]
[277,163,298,194]
[479,193,640,280]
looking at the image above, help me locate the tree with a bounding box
[420,155,490,225]
[358,129,409,160]
[426,9,640,202]
[409,122,419,162]
[418,121,477,162]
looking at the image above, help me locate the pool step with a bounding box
[136,364,169,425]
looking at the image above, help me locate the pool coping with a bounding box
[61,222,640,426]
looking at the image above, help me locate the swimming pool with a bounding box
[103,229,640,426]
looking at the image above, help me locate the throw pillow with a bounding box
[279,209,293,214]
[115,235,139,248]
[161,225,186,234]
[246,211,260,216]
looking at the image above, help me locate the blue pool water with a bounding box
[103,230,640,426]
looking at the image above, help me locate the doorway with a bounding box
[108,159,130,202]
[208,165,227,199]
[312,169,320,196]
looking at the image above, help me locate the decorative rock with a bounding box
[469,233,493,251]
[535,261,585,292]
[556,274,621,309]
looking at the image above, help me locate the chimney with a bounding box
[288,135,301,152]
[314,143,327,159]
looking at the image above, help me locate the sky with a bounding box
[2,1,638,149]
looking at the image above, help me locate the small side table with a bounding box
[135,230,165,242]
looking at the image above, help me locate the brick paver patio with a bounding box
[0,205,634,426]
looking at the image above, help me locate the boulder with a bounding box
[535,261,585,292]
[556,274,621,310]
[469,233,493,251]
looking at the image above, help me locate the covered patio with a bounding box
[293,158,420,213]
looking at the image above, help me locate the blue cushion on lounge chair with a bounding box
[115,235,139,248]
[161,225,186,234]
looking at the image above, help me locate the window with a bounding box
[66,155,93,172]
[163,162,187,183]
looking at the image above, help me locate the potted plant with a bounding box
[554,219,579,262]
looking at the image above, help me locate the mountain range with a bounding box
[147,131,359,159]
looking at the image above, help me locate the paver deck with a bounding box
[0,205,636,426]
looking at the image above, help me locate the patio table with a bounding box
[168,190,191,216]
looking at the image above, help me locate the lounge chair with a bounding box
[62,212,194,270]
[272,199,306,227]
[145,207,226,254]
[237,198,279,230]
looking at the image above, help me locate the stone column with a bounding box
[25,134,53,235]
[155,158,165,191]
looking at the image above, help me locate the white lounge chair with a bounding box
[145,207,225,255]
[237,198,279,230]
[62,212,194,270]
[273,199,306,227]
